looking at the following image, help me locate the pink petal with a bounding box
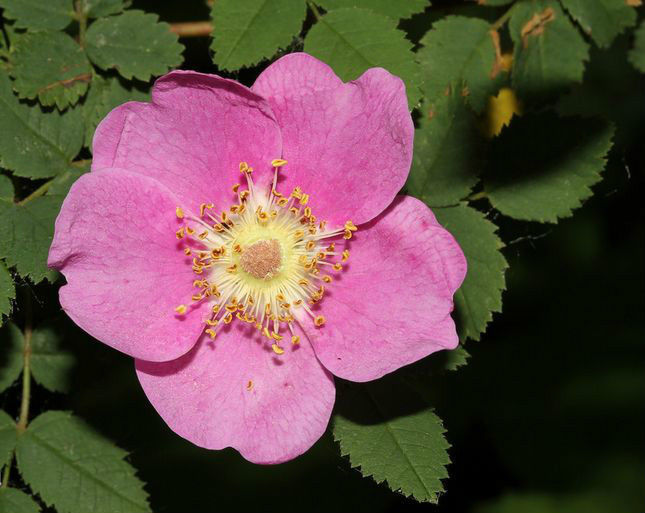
[92,70,282,209]
[252,53,414,227]
[48,168,210,362]
[305,195,467,382]
[135,324,335,464]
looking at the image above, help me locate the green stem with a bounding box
[0,455,11,488]
[307,0,323,21]
[491,4,515,32]
[17,179,54,206]
[75,0,88,48]
[16,291,33,434]
[468,190,488,202]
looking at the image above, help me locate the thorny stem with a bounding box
[169,21,213,37]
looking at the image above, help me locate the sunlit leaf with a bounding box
[315,0,427,20]
[0,0,74,31]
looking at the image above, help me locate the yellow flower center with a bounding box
[173,159,357,355]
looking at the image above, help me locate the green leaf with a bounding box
[433,204,507,342]
[478,0,514,5]
[510,0,589,102]
[0,322,23,393]
[30,322,76,393]
[417,15,498,112]
[16,411,151,513]
[85,10,183,81]
[10,31,92,110]
[406,92,484,207]
[315,0,427,20]
[82,76,149,149]
[83,0,126,18]
[0,488,39,513]
[334,377,450,503]
[0,73,84,179]
[0,193,65,283]
[0,409,17,469]
[560,0,636,48]
[211,0,307,71]
[628,21,645,73]
[0,0,74,31]
[0,260,14,323]
[484,112,614,223]
[304,7,422,107]
[442,345,470,371]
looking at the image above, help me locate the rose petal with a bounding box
[304,195,467,382]
[48,168,210,361]
[252,53,413,226]
[92,70,282,209]
[136,323,335,464]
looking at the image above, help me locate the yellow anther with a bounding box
[272,189,283,197]
[257,210,269,222]
[304,207,312,218]
[205,329,217,339]
[246,380,254,391]
[183,247,191,255]
[193,279,204,287]
[342,250,350,262]
[299,194,309,206]
[213,223,224,232]
[175,207,184,219]
[199,203,207,217]
[344,220,358,232]
[233,243,242,253]
[293,229,304,239]
[232,183,240,193]
[212,304,221,313]
[185,226,194,235]
[192,294,203,301]
[322,275,332,283]
[291,335,300,345]
[226,264,237,273]
[277,197,288,207]
[333,263,343,271]
[314,315,326,327]
[271,343,285,355]
[327,243,336,251]
[205,319,219,326]
[319,220,327,230]
[298,279,309,287]
[343,229,353,240]
[223,312,233,324]
[175,227,185,239]
[239,161,250,173]
[271,158,288,167]
[198,231,209,240]
[239,190,250,200]
[265,303,271,315]
[271,331,283,341]
[306,241,315,250]
[174,304,187,314]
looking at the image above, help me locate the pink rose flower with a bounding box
[48,53,466,464]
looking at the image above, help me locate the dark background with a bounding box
[3,1,643,511]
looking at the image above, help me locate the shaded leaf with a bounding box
[83,0,126,18]
[560,0,636,48]
[434,204,507,342]
[484,112,614,222]
[0,409,17,469]
[11,31,92,110]
[0,186,64,282]
[0,322,23,393]
[16,411,151,513]
[334,377,450,503]
[0,488,39,513]
[86,10,183,81]
[315,0,427,20]
[510,0,589,103]
[304,7,422,107]
[30,322,77,393]
[82,75,148,149]
[0,73,84,179]
[628,20,645,73]
[0,260,14,323]
[0,0,73,31]
[406,91,483,207]
[211,0,307,70]
[417,15,498,112]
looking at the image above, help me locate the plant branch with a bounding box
[16,290,33,434]
[491,4,515,32]
[169,21,213,37]
[307,1,323,21]
[75,0,88,48]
